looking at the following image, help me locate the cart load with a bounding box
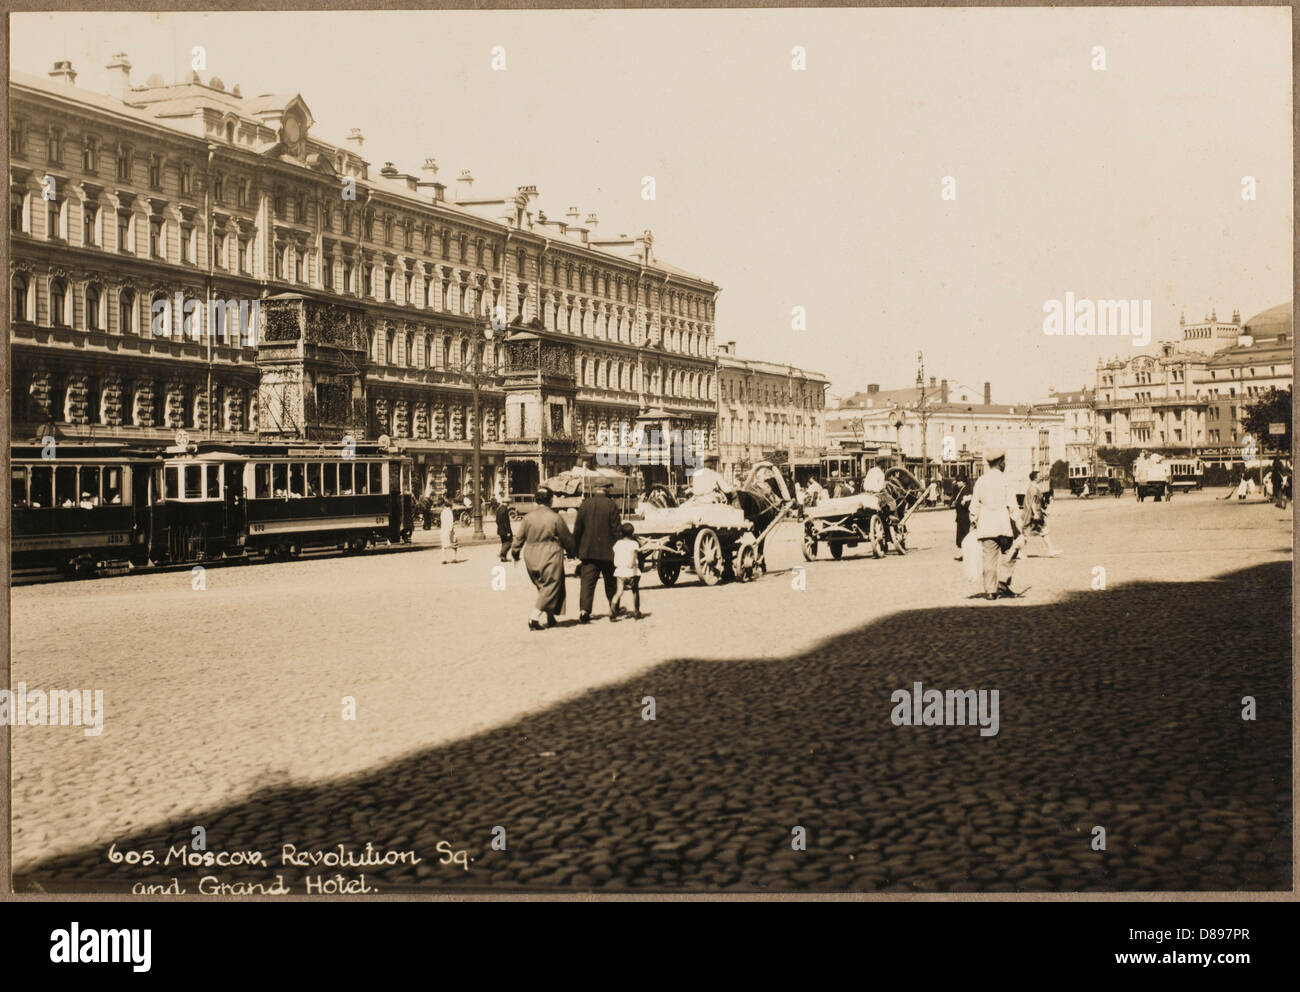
[801,467,922,560]
[631,462,796,587]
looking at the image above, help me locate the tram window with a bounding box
[29,466,52,508]
[401,462,411,493]
[56,466,78,507]
[255,464,271,499]
[289,463,305,497]
[181,465,201,500]
[355,463,368,494]
[272,463,287,497]
[369,463,382,493]
[206,465,221,499]
[79,466,102,506]
[339,462,353,495]
[103,468,122,504]
[12,468,27,507]
[166,466,180,499]
[324,463,338,496]
[307,463,322,498]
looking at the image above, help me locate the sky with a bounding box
[11,7,1293,403]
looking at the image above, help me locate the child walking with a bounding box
[610,523,642,621]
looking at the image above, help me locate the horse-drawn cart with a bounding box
[801,466,925,561]
[632,462,795,586]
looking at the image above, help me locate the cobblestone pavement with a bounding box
[10,490,1292,893]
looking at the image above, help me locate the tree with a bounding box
[1049,459,1068,489]
[1241,387,1292,455]
[1097,446,1139,478]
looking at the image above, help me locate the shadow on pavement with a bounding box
[16,561,1291,894]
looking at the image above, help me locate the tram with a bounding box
[10,436,415,578]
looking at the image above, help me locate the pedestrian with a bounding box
[1022,470,1062,557]
[863,456,896,551]
[510,486,576,630]
[610,522,643,621]
[439,499,458,564]
[953,481,971,560]
[573,481,621,623]
[495,499,514,561]
[969,448,1022,600]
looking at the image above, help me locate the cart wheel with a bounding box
[801,531,818,561]
[656,556,681,587]
[693,527,724,586]
[508,508,521,522]
[829,541,844,560]
[735,544,757,582]
[868,514,886,558]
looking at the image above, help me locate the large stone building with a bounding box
[9,56,720,498]
[714,342,828,479]
[1093,303,1291,460]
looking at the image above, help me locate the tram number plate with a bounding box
[107,534,125,545]
[252,524,265,533]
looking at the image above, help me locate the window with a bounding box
[384,269,393,301]
[116,145,132,181]
[294,250,304,282]
[47,127,63,165]
[12,273,29,322]
[272,463,287,497]
[117,211,132,253]
[183,465,202,499]
[339,462,353,495]
[213,174,224,204]
[226,121,235,143]
[10,119,24,156]
[49,278,68,326]
[236,179,247,207]
[180,225,193,263]
[307,463,321,497]
[10,190,26,234]
[355,463,368,494]
[150,218,163,258]
[255,463,271,498]
[83,203,99,245]
[289,463,304,497]
[323,256,333,290]
[239,237,250,273]
[214,231,226,268]
[86,285,102,331]
[369,463,382,492]
[119,289,136,335]
[82,137,98,172]
[324,463,338,496]
[47,197,64,240]
[29,465,52,507]
[147,153,161,188]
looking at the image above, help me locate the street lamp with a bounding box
[457,321,496,540]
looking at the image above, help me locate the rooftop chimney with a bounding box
[456,170,475,200]
[566,206,580,224]
[422,158,439,179]
[983,382,991,405]
[105,53,131,101]
[48,59,77,86]
[585,212,598,234]
[380,162,398,177]
[345,128,364,151]
[929,376,936,389]
[940,379,949,403]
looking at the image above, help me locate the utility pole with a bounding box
[914,351,930,484]
[458,320,495,539]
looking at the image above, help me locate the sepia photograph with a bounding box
[2,3,1293,911]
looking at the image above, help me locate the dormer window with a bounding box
[226,121,235,143]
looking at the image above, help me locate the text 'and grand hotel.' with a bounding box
[8,55,755,498]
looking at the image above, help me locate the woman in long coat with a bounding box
[510,487,577,630]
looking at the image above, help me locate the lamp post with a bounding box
[458,321,496,540]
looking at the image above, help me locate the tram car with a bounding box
[10,437,415,577]
[153,439,415,562]
[10,441,159,577]
[1166,457,1205,494]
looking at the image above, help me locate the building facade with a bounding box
[1092,303,1291,462]
[1040,388,1096,468]
[9,56,720,498]
[714,342,828,479]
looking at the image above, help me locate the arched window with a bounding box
[11,273,29,322]
[49,277,69,326]
[384,329,395,365]
[459,339,470,370]
[181,297,197,339]
[86,284,103,331]
[442,334,452,369]
[579,358,587,387]
[405,332,415,368]
[118,288,136,334]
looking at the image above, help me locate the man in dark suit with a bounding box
[495,500,514,561]
[573,482,621,622]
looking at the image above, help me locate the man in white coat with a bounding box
[969,448,1021,599]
